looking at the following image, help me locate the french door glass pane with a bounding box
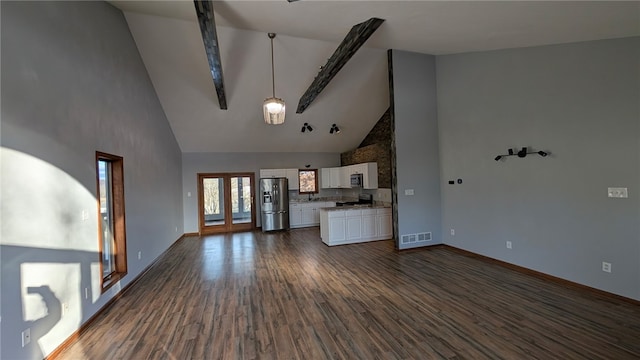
[203,177,225,226]
[232,176,252,224]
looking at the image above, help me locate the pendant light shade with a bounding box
[264,33,285,125]
[263,98,285,125]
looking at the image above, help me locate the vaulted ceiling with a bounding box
[108,1,639,153]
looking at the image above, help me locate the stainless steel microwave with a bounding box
[350,173,363,187]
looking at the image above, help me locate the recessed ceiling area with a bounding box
[109,1,640,153]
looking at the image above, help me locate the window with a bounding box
[298,169,318,194]
[96,152,127,291]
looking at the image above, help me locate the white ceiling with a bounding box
[109,0,640,153]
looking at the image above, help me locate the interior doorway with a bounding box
[198,173,255,234]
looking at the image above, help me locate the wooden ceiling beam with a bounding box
[296,17,385,114]
[194,0,227,110]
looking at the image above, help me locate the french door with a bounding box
[198,173,255,234]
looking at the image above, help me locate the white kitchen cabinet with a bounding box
[349,163,378,189]
[339,166,351,188]
[320,163,378,189]
[289,203,302,227]
[376,208,393,238]
[260,169,284,178]
[301,206,315,225]
[320,167,345,189]
[361,209,377,238]
[260,168,300,190]
[286,169,299,190]
[320,206,392,246]
[346,210,362,240]
[321,210,345,244]
[321,168,331,189]
[290,201,334,228]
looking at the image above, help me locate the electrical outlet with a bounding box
[506,241,512,249]
[138,251,142,260]
[607,187,628,198]
[602,262,612,273]
[81,210,88,221]
[450,229,455,236]
[62,303,69,316]
[22,328,30,347]
[85,287,89,300]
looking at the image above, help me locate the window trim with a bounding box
[96,151,127,292]
[298,169,319,194]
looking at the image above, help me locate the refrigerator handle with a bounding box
[274,186,279,207]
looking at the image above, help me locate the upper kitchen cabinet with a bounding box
[259,168,300,190]
[285,169,300,190]
[260,169,284,178]
[321,167,346,189]
[321,162,378,189]
[345,162,378,189]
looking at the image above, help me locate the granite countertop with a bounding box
[321,205,391,212]
[289,198,347,203]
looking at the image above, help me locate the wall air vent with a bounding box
[401,232,432,244]
[401,234,416,244]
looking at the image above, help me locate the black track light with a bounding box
[306,123,313,132]
[517,147,528,158]
[494,147,549,162]
[301,123,313,133]
[330,124,340,134]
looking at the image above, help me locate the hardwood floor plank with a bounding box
[57,229,640,360]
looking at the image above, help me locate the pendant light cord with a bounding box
[269,34,276,97]
[270,34,276,97]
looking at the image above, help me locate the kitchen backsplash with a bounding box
[288,187,392,206]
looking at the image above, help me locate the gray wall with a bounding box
[391,50,442,249]
[182,152,340,232]
[1,2,183,359]
[437,37,640,300]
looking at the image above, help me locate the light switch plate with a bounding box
[405,189,414,196]
[607,187,628,198]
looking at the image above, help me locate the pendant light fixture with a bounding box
[263,33,285,125]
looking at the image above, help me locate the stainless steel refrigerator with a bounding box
[260,177,289,231]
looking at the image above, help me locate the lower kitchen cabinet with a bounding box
[345,210,362,240]
[362,209,377,238]
[320,207,392,246]
[289,203,302,227]
[328,216,346,242]
[290,201,335,229]
[377,211,393,238]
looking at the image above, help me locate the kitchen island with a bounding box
[319,206,392,246]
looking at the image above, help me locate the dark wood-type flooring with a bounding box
[58,228,640,359]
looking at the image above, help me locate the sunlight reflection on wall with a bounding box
[2,147,104,357]
[1,148,98,252]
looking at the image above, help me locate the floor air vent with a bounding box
[401,232,432,244]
